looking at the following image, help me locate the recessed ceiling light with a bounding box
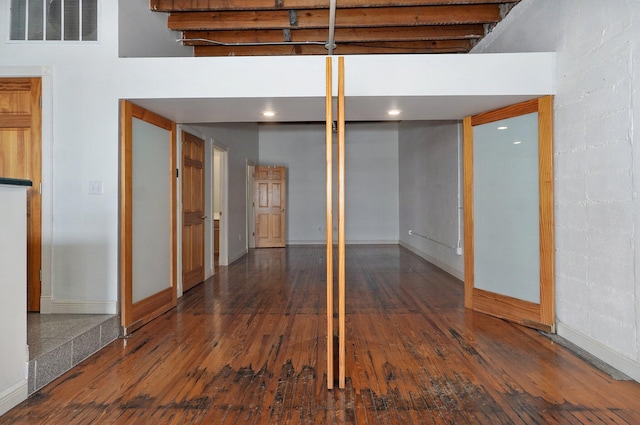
[513,141,522,145]
[497,126,508,130]
[262,111,276,117]
[388,109,401,116]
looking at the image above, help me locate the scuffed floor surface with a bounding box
[4,246,640,424]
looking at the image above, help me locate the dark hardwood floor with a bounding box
[4,245,640,424]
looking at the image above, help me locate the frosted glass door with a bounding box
[463,96,555,332]
[473,113,540,303]
[132,117,172,303]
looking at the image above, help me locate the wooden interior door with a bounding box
[254,166,287,248]
[181,131,205,291]
[120,101,177,335]
[0,77,42,312]
[463,96,555,332]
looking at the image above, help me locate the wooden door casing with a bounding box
[181,132,205,292]
[0,78,42,311]
[254,166,287,248]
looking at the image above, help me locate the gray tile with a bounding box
[100,316,121,346]
[72,327,101,365]
[28,360,36,395]
[30,337,69,360]
[34,341,73,391]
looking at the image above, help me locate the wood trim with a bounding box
[127,287,175,334]
[325,57,334,390]
[462,116,474,310]
[538,95,555,327]
[28,78,42,311]
[170,121,178,308]
[472,288,552,332]
[131,103,174,131]
[337,57,346,390]
[120,100,134,329]
[470,98,539,126]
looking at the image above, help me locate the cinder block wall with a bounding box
[473,0,640,380]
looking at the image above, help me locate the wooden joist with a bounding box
[168,5,502,31]
[193,39,471,56]
[182,25,484,45]
[152,0,519,12]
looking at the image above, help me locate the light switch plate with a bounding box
[89,180,103,195]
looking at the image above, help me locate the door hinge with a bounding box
[40,96,42,108]
[39,182,42,195]
[176,168,179,178]
[39,269,42,282]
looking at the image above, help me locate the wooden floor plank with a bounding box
[4,245,640,424]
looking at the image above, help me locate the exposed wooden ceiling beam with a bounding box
[182,25,485,45]
[193,39,472,56]
[153,0,518,12]
[168,5,501,31]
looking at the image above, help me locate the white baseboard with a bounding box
[227,248,248,265]
[39,297,117,314]
[557,322,640,383]
[0,380,28,416]
[399,241,464,281]
[287,240,400,245]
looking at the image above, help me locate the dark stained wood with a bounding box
[5,245,640,424]
[194,40,472,56]
[168,5,502,31]
[152,0,519,12]
[154,0,520,56]
[183,25,486,45]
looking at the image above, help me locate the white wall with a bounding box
[398,121,463,280]
[118,0,192,57]
[0,1,554,317]
[258,122,399,244]
[0,186,29,415]
[194,124,260,264]
[473,0,640,381]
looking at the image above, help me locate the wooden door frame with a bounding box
[247,160,255,250]
[120,100,177,335]
[0,76,43,312]
[181,130,205,293]
[213,145,229,266]
[253,165,287,248]
[463,96,555,331]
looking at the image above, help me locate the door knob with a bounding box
[201,215,207,219]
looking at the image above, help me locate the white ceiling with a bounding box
[131,94,540,124]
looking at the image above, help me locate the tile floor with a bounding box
[27,313,120,394]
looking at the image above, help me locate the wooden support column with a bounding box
[337,56,346,389]
[325,57,334,390]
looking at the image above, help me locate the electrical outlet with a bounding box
[408,229,413,235]
[456,247,462,255]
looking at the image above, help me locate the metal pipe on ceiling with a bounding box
[326,0,337,55]
[177,38,326,47]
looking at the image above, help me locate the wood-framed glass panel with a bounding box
[463,96,555,332]
[120,100,177,335]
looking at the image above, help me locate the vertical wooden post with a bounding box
[337,56,346,389]
[325,57,334,390]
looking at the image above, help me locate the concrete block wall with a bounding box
[473,0,640,380]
